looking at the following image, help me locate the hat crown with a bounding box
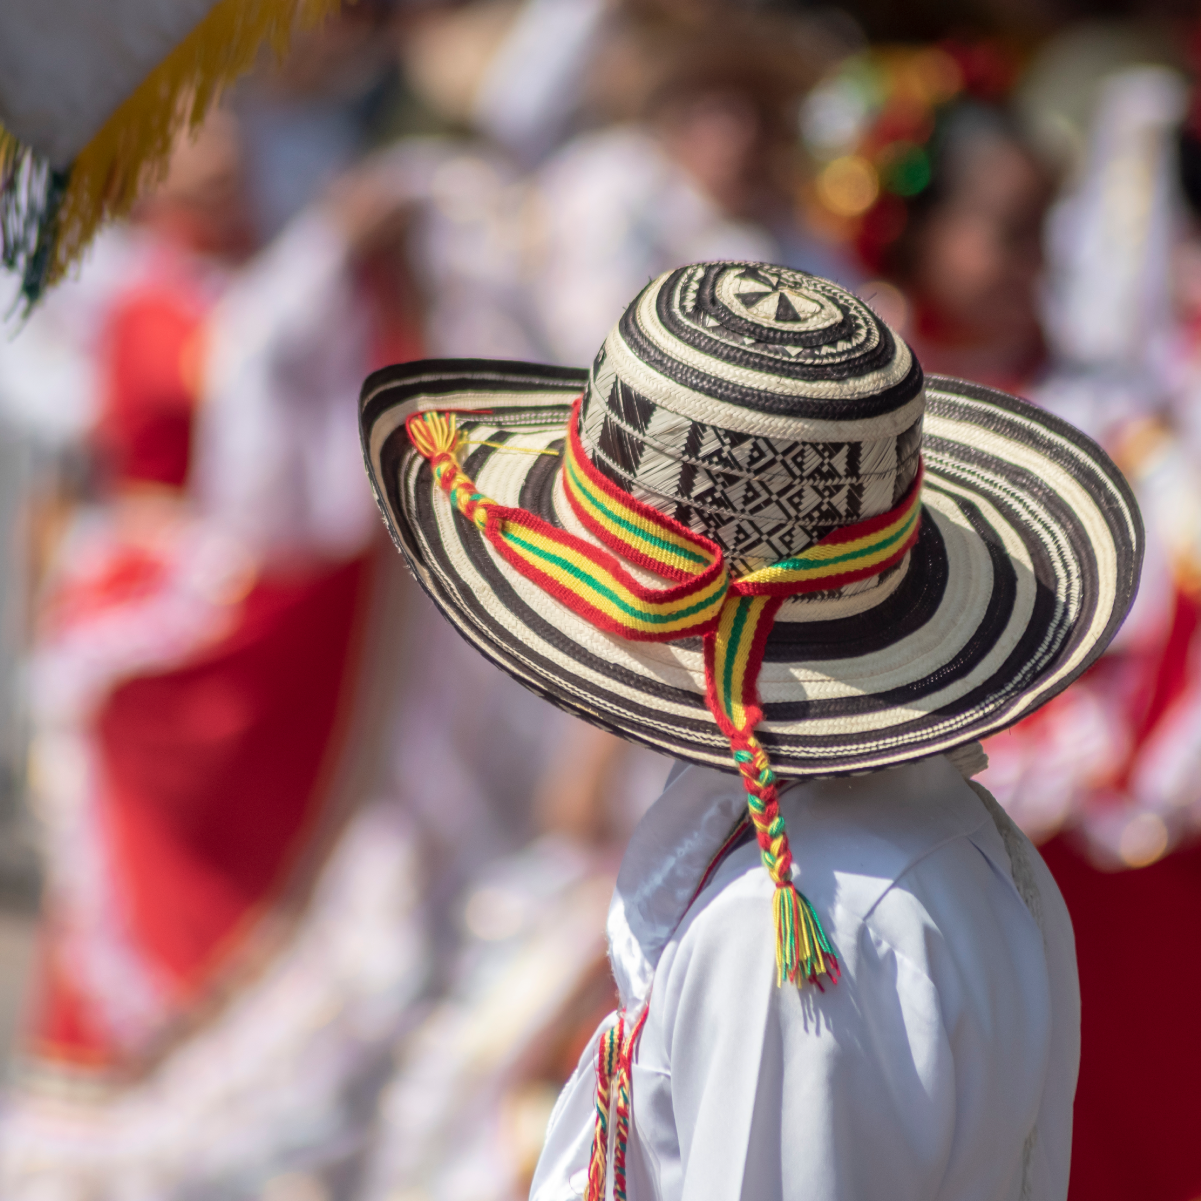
[577,262,925,575]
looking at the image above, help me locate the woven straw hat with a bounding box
[361,262,1142,781]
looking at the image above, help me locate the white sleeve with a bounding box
[194,210,378,563]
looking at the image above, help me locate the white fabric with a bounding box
[195,209,379,564]
[1041,66,1187,376]
[0,0,218,164]
[0,225,152,444]
[532,755,1079,1201]
[0,799,430,1197]
[472,0,609,164]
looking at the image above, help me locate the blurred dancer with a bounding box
[24,108,267,1082]
[804,52,1201,1197]
[802,43,1050,392]
[0,108,427,1198]
[981,66,1193,847]
[881,103,1051,391]
[979,63,1201,1201]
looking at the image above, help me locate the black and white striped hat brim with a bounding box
[361,359,1142,778]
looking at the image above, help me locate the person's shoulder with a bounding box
[680,755,999,952]
[668,756,1043,1014]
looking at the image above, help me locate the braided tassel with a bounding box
[614,1066,634,1196]
[585,1019,623,1201]
[732,732,840,988]
[405,409,461,460]
[406,411,490,532]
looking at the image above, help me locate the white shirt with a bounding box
[531,754,1079,1201]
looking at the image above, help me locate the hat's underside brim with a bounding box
[361,360,1142,778]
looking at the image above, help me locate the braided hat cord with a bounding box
[733,733,839,987]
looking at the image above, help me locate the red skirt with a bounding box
[31,553,376,1075]
[1041,835,1201,1201]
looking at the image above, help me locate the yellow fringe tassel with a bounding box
[18,0,342,292]
[773,880,840,988]
[0,127,20,178]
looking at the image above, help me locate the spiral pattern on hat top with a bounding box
[602,262,924,432]
[359,264,1142,779]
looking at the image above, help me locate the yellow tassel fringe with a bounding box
[0,127,20,177]
[8,0,342,293]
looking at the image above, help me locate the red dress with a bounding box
[26,243,384,1080]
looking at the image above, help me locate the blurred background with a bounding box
[1,0,1200,1198]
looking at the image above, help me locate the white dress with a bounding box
[532,754,1079,1201]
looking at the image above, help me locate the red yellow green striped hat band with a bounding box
[361,264,1140,789]
[403,398,923,643]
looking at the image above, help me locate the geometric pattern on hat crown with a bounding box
[578,262,925,574]
[596,261,924,432]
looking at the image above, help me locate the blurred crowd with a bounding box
[0,1,1200,1199]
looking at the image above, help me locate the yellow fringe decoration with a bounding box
[9,0,342,295]
[0,128,19,177]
